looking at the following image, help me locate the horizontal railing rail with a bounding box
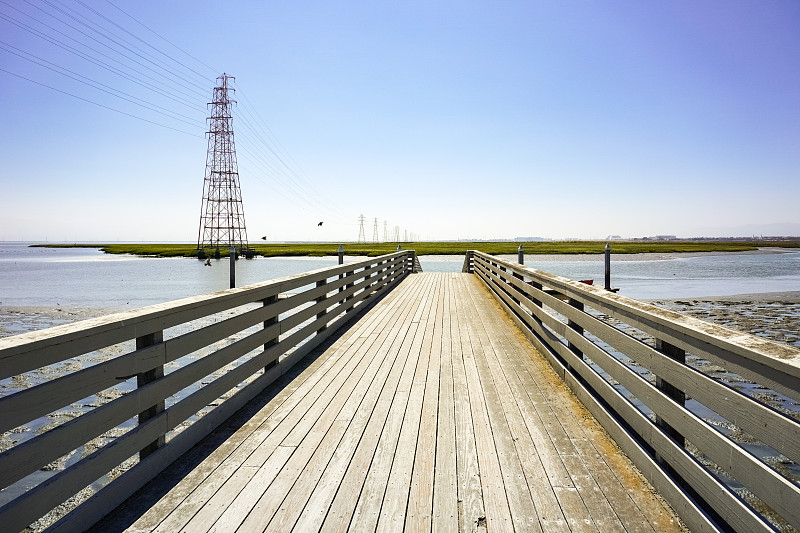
[465,250,800,533]
[0,251,417,532]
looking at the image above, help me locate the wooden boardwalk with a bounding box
[104,273,684,533]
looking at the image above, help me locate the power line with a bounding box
[1,1,348,229]
[74,0,214,83]
[103,0,219,77]
[0,67,201,136]
[21,0,209,97]
[0,9,206,109]
[232,82,346,219]
[0,40,203,127]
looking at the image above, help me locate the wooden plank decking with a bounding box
[101,273,685,532]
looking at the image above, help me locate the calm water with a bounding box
[1,243,799,308]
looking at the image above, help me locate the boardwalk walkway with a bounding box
[100,273,684,532]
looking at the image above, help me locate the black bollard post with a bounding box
[604,243,611,291]
[230,245,235,289]
[338,244,344,265]
[518,244,524,265]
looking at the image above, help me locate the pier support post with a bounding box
[263,295,279,372]
[136,331,164,460]
[604,243,611,291]
[229,246,236,289]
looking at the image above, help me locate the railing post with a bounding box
[462,251,474,273]
[529,279,543,325]
[229,245,236,289]
[604,243,611,291]
[344,268,355,312]
[512,245,524,305]
[316,279,328,332]
[655,339,686,448]
[136,331,164,460]
[338,245,345,296]
[567,298,584,362]
[263,295,279,371]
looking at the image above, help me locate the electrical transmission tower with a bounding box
[197,74,250,258]
[357,214,366,243]
[372,218,379,243]
[383,220,388,242]
[394,225,400,242]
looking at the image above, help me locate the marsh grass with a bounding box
[34,240,799,258]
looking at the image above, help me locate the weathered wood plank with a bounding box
[190,276,416,532]
[458,276,543,533]
[403,275,444,530]
[82,272,690,533]
[431,274,459,533]
[140,272,415,532]
[323,274,438,532]
[266,281,426,531]
[477,265,761,532]
[290,276,431,532]
[459,276,570,533]
[450,275,487,533]
[347,278,438,532]
[468,278,629,532]
[458,279,515,533]
[238,283,424,532]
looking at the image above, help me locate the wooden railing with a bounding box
[465,250,800,533]
[0,251,418,532]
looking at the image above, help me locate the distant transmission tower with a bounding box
[197,74,250,257]
[383,220,388,242]
[394,225,400,242]
[372,218,379,243]
[357,214,366,243]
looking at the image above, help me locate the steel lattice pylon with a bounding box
[197,74,249,256]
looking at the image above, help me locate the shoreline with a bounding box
[26,241,800,258]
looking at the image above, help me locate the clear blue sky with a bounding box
[2,1,799,242]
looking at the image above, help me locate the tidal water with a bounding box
[1,243,799,309]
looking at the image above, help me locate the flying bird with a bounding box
[318,221,324,227]
[261,236,267,240]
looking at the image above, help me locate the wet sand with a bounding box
[647,291,800,349]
